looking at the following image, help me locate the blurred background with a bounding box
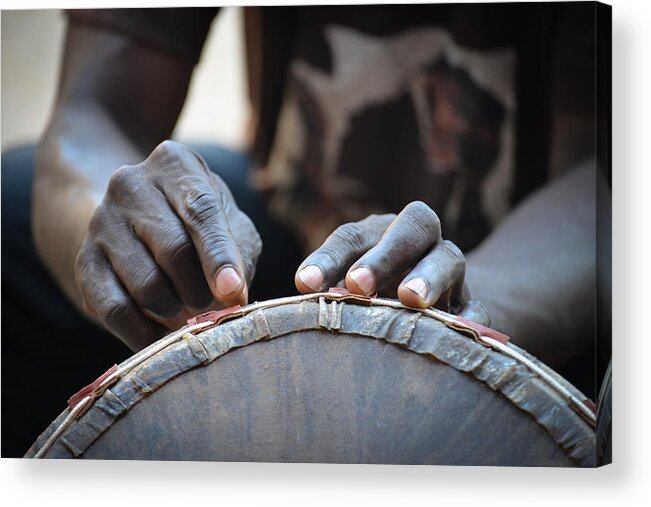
[1,7,248,153]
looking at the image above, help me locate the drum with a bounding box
[26,290,596,466]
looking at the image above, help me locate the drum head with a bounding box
[27,296,596,466]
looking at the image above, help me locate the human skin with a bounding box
[294,202,490,325]
[34,20,597,370]
[33,23,261,351]
[297,162,597,368]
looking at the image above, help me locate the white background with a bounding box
[1,6,249,151]
[1,0,649,505]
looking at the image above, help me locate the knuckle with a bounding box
[146,140,186,174]
[131,269,163,302]
[315,247,345,272]
[405,200,441,235]
[181,187,220,225]
[333,222,366,252]
[158,226,193,265]
[107,165,140,199]
[150,140,199,171]
[310,221,376,271]
[153,139,183,157]
[102,297,132,327]
[130,269,175,314]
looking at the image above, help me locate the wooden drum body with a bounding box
[26,293,596,466]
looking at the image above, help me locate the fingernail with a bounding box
[348,267,376,295]
[297,265,324,292]
[402,277,428,301]
[215,266,243,297]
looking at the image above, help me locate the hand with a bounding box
[294,201,489,325]
[75,140,262,350]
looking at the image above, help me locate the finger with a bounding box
[229,208,262,288]
[94,215,183,320]
[183,144,262,288]
[151,141,249,306]
[457,300,491,327]
[375,266,412,298]
[132,198,215,311]
[165,181,248,306]
[103,155,215,310]
[295,214,394,293]
[345,201,442,296]
[75,242,167,351]
[397,240,467,310]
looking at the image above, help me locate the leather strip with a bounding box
[583,398,597,414]
[67,365,119,418]
[452,316,510,345]
[186,305,242,327]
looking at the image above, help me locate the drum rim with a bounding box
[26,294,596,466]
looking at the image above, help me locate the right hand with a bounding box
[75,140,262,351]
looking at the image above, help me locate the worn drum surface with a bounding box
[26,293,596,466]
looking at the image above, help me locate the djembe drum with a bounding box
[26,290,596,466]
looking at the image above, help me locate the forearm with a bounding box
[33,100,146,309]
[33,21,193,311]
[465,160,597,368]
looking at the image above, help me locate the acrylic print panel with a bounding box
[2,2,611,467]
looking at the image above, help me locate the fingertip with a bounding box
[214,265,247,305]
[225,283,248,307]
[346,267,376,296]
[215,265,243,295]
[458,300,491,327]
[397,283,430,309]
[295,264,325,293]
[216,288,248,308]
[294,275,310,294]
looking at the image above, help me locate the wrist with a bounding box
[33,144,99,310]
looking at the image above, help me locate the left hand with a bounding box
[294,201,490,325]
